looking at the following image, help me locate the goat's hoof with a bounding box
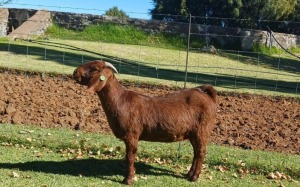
[122,178,134,185]
[188,174,199,182]
[186,171,193,179]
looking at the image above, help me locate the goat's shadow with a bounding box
[0,159,183,183]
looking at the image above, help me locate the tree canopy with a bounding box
[105,6,129,19]
[150,0,299,33]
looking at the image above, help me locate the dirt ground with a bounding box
[0,71,299,154]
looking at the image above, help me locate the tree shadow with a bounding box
[0,39,299,95]
[0,159,182,183]
[222,50,300,75]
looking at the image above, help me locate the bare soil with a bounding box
[0,71,299,154]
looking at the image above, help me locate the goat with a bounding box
[73,60,217,185]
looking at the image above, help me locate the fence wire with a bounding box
[0,17,299,95]
[0,7,300,171]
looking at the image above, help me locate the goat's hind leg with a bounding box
[187,138,197,179]
[123,138,138,185]
[188,136,207,182]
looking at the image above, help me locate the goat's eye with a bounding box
[88,67,97,74]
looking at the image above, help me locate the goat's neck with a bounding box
[97,77,125,113]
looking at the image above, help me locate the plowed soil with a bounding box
[0,71,299,154]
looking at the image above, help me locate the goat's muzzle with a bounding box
[73,67,85,85]
[73,67,82,83]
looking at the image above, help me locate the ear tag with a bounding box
[100,75,106,81]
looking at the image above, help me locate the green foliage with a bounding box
[105,6,129,19]
[46,23,204,50]
[258,0,297,20]
[150,0,298,33]
[252,44,283,55]
[151,0,297,21]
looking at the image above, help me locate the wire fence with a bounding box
[0,6,300,178]
[0,9,299,96]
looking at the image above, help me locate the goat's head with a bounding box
[73,60,118,93]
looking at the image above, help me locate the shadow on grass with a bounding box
[0,159,183,183]
[0,39,299,95]
[220,50,300,75]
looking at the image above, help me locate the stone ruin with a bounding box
[1,8,300,50]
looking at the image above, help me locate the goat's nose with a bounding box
[73,68,81,82]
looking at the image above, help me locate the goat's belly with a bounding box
[139,132,187,142]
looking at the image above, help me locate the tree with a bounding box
[241,0,297,21]
[261,0,297,20]
[105,6,129,19]
[150,0,190,20]
[150,0,298,31]
[150,0,243,23]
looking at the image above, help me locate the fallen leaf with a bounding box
[26,138,32,142]
[267,172,276,179]
[237,160,246,166]
[140,176,148,180]
[214,165,227,172]
[222,157,228,163]
[279,184,285,187]
[25,175,32,179]
[10,172,20,178]
[274,171,282,179]
[232,173,238,178]
[207,176,213,180]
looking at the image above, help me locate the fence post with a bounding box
[184,14,192,89]
[178,14,192,159]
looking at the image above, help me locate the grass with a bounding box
[0,22,299,97]
[0,38,299,97]
[46,23,195,50]
[0,123,299,187]
[1,18,299,187]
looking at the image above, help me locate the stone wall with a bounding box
[2,8,300,50]
[0,8,9,36]
[7,8,37,33]
[50,10,300,50]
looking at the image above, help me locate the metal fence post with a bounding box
[184,14,192,89]
[178,14,192,159]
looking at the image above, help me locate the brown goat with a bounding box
[73,60,217,185]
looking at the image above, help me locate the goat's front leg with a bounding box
[123,138,138,185]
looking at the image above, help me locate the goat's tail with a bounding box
[198,84,217,102]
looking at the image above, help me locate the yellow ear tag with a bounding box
[100,75,106,81]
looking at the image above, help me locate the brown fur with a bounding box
[73,60,217,185]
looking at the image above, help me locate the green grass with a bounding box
[0,38,299,97]
[46,23,195,50]
[0,124,299,186]
[0,22,299,96]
